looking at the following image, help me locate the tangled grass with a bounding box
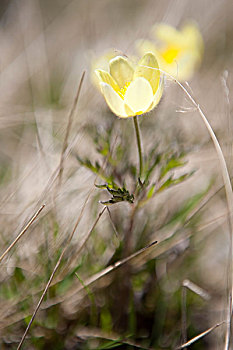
[0,1,233,349]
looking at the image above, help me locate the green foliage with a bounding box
[158,171,195,193]
[159,153,186,180]
[100,307,113,333]
[1,99,213,350]
[167,186,210,226]
[70,118,211,349]
[96,339,123,349]
[77,120,194,210]
[96,184,134,205]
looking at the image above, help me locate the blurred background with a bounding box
[0,0,233,349]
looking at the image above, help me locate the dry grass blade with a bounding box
[142,64,233,349]
[17,199,105,350]
[176,321,225,349]
[77,327,156,350]
[75,206,107,257]
[173,80,233,350]
[181,286,187,347]
[0,204,45,264]
[182,279,211,301]
[58,70,85,186]
[106,206,119,237]
[75,240,157,292]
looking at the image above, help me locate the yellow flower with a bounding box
[137,21,203,81]
[91,49,118,89]
[95,53,163,118]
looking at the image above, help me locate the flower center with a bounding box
[161,46,180,64]
[118,81,131,99]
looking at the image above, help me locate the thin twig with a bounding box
[74,240,157,292]
[17,191,103,350]
[181,286,187,348]
[182,279,211,301]
[0,204,45,264]
[74,206,107,257]
[58,71,85,186]
[77,327,156,350]
[176,321,225,349]
[106,207,119,237]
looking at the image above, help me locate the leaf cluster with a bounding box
[76,121,194,207]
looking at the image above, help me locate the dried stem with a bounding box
[181,286,187,348]
[177,321,226,349]
[58,71,85,186]
[174,79,233,350]
[142,64,233,349]
[0,204,45,264]
[17,196,104,350]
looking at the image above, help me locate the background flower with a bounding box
[137,21,204,81]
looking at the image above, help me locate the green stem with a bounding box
[133,116,143,179]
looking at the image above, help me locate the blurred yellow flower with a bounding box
[95,53,163,118]
[137,22,203,81]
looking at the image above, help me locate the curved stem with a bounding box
[133,116,143,179]
[141,63,233,348]
[170,75,233,350]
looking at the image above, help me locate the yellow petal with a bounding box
[124,77,153,114]
[134,53,160,94]
[181,23,204,52]
[152,23,181,46]
[91,49,117,89]
[148,76,164,111]
[100,83,128,118]
[173,51,200,81]
[159,50,200,81]
[136,39,158,57]
[109,56,134,89]
[95,69,119,93]
[124,104,135,117]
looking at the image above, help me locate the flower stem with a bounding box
[133,116,143,179]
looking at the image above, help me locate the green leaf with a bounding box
[158,172,194,192]
[97,340,123,349]
[144,153,161,184]
[100,307,113,333]
[160,155,186,180]
[147,184,156,199]
[76,155,115,184]
[96,184,134,205]
[167,186,210,226]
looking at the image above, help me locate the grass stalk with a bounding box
[0,204,45,264]
[141,64,233,348]
[174,80,233,350]
[58,71,85,186]
[17,199,105,350]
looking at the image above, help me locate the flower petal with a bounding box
[152,23,181,46]
[109,56,134,88]
[124,77,153,114]
[124,104,135,117]
[134,53,160,94]
[147,75,164,111]
[100,82,128,118]
[95,69,119,93]
[181,23,204,52]
[91,49,117,88]
[136,39,158,57]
